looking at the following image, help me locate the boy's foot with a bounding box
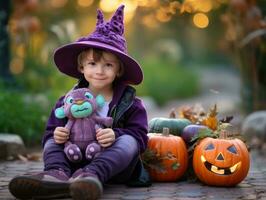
[70,169,103,200]
[8,169,70,200]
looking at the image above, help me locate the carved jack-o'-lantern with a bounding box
[193,137,250,186]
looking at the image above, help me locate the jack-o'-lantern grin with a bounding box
[201,155,241,175]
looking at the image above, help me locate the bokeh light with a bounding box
[168,1,181,14]
[181,0,220,14]
[50,0,68,8]
[123,11,135,24]
[137,0,150,7]
[99,0,137,23]
[77,0,94,7]
[156,8,171,23]
[137,0,159,8]
[16,44,25,59]
[193,13,209,28]
[142,14,159,29]
[180,1,194,13]
[10,58,24,75]
[197,0,212,13]
[99,0,121,12]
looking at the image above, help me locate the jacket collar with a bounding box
[109,80,128,110]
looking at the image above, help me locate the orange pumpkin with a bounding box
[147,128,188,182]
[193,136,250,186]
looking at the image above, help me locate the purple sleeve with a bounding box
[41,96,67,147]
[113,98,148,153]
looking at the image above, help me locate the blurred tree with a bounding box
[221,0,266,113]
[0,0,13,86]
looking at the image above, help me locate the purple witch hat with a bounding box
[54,5,143,85]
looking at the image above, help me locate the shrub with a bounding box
[0,89,50,146]
[137,59,199,105]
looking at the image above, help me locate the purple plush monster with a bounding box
[55,88,113,163]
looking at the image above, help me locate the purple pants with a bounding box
[43,135,139,183]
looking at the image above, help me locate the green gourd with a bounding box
[148,117,192,136]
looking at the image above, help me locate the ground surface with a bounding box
[0,150,266,200]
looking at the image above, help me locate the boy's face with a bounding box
[79,49,121,92]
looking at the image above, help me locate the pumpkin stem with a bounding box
[218,123,233,139]
[219,130,227,139]
[162,127,170,136]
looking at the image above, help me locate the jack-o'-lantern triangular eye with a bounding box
[205,143,215,150]
[227,145,237,154]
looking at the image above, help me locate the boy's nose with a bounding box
[95,65,104,73]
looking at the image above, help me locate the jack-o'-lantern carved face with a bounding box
[193,137,250,186]
[201,142,241,175]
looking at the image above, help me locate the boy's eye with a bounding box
[105,63,113,67]
[85,92,93,99]
[66,97,74,104]
[85,62,95,66]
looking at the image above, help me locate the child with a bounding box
[9,5,150,200]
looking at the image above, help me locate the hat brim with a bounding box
[53,41,143,85]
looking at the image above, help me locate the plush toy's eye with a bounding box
[227,145,238,154]
[85,92,93,99]
[66,96,74,104]
[205,143,215,151]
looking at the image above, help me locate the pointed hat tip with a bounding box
[115,4,125,17]
[96,9,104,24]
[119,4,125,9]
[117,4,125,12]
[97,9,103,17]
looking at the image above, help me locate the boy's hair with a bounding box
[77,48,124,77]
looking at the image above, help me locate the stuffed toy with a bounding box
[55,88,113,162]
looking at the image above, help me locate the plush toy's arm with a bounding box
[94,116,113,127]
[65,119,74,130]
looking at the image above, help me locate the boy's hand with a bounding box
[54,127,69,144]
[96,128,115,147]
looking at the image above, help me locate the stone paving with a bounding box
[0,150,266,200]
